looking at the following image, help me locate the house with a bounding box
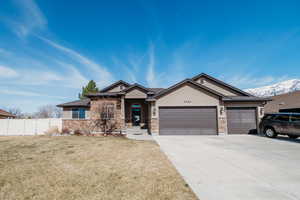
[0,109,16,119]
[264,90,300,113]
[57,73,270,135]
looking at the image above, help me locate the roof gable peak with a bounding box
[191,73,252,96]
[100,80,131,92]
[152,79,225,99]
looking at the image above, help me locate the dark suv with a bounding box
[259,113,300,139]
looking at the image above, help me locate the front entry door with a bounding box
[131,104,141,126]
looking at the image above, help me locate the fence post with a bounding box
[6,119,9,136]
[23,119,26,136]
[35,119,37,135]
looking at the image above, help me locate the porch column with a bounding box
[121,96,125,129]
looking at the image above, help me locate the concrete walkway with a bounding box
[154,135,300,200]
[126,133,153,141]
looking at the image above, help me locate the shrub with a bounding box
[61,128,71,135]
[45,126,59,136]
[74,129,83,136]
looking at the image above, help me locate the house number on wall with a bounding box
[184,100,192,104]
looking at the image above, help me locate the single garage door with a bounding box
[227,107,257,134]
[159,107,217,135]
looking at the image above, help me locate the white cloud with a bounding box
[224,73,290,89]
[0,65,19,78]
[0,88,64,99]
[37,36,114,87]
[7,0,47,38]
[146,43,158,87]
[55,60,89,88]
[11,69,63,86]
[111,56,137,83]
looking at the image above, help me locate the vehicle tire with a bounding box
[288,135,299,139]
[264,127,277,138]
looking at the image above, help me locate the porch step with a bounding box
[125,127,149,135]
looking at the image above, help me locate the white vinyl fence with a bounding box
[0,118,62,136]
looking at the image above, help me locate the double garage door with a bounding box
[159,107,217,135]
[159,107,257,135]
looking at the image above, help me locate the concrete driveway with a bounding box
[154,135,300,200]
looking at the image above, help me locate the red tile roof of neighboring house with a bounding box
[0,109,16,118]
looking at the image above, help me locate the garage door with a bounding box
[159,107,217,135]
[227,107,257,134]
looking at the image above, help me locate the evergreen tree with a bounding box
[79,80,99,99]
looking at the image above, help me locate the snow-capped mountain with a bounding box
[245,79,300,97]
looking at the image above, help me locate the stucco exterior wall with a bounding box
[152,84,224,135]
[107,84,128,92]
[125,89,147,99]
[195,77,240,96]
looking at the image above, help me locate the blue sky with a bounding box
[1,0,300,112]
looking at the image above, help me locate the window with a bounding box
[101,104,115,119]
[263,114,274,120]
[72,108,86,119]
[274,114,290,122]
[290,115,300,122]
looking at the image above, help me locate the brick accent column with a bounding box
[120,96,125,130]
[149,101,159,135]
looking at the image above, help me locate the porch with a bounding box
[122,98,150,132]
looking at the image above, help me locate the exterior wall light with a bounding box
[260,107,264,116]
[152,102,156,117]
[220,106,224,115]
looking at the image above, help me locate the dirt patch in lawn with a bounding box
[0,136,197,200]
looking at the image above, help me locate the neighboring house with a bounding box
[57,73,270,135]
[0,109,16,119]
[264,90,300,113]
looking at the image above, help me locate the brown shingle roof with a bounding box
[0,109,15,118]
[265,90,300,113]
[222,96,271,102]
[85,92,122,97]
[147,88,165,94]
[57,98,90,107]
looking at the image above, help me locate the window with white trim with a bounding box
[72,108,86,119]
[101,104,115,119]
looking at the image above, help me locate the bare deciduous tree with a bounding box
[34,105,62,118]
[8,107,23,118]
[89,102,117,135]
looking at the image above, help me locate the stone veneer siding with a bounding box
[62,97,124,133]
[149,118,158,134]
[62,119,91,132]
[90,97,124,132]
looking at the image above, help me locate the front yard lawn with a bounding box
[0,136,197,200]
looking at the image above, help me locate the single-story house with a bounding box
[264,90,300,113]
[57,73,270,135]
[0,109,16,119]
